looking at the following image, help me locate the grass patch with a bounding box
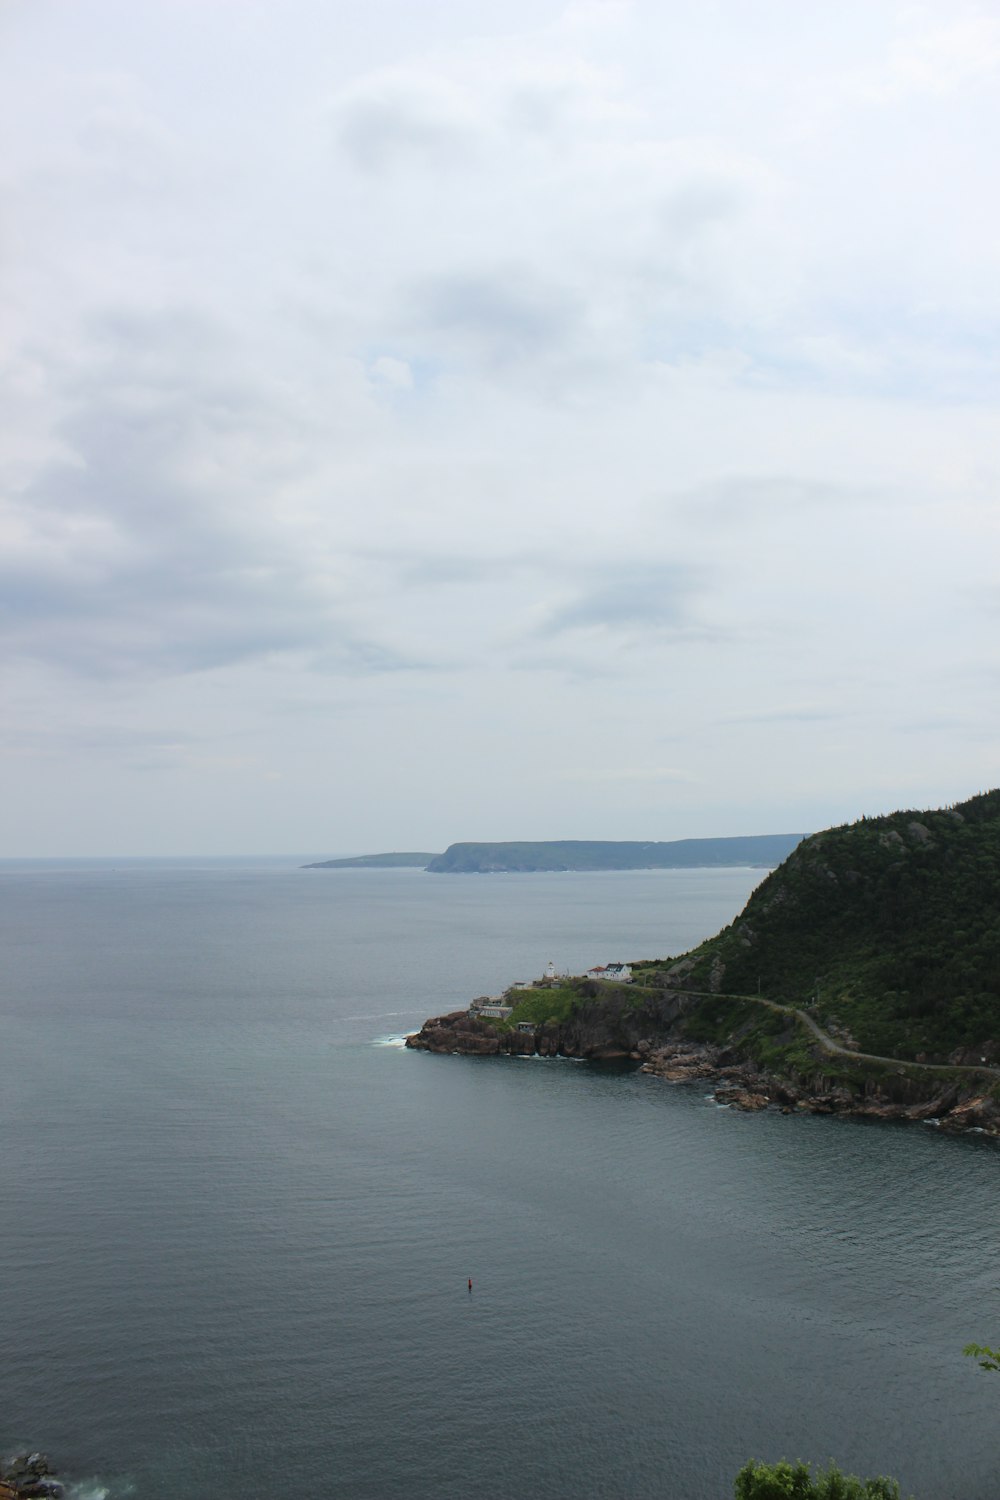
[502,983,582,1030]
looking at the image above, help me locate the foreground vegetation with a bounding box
[734,1459,902,1500]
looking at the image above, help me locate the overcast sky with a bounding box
[2,0,999,855]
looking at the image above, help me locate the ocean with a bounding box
[0,861,997,1500]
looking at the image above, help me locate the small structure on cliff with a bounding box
[469,998,513,1020]
[586,962,632,983]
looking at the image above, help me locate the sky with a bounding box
[2,0,999,856]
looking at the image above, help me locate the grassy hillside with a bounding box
[638,791,1000,1061]
[426,834,805,873]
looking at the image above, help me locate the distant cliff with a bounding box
[425,834,805,873]
[303,852,439,869]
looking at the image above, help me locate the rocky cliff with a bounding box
[406,979,1000,1134]
[425,834,805,873]
[0,1455,63,1499]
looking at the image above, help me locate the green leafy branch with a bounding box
[963,1342,1000,1372]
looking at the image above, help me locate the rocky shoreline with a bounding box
[1,1454,64,1500]
[406,1010,1000,1135]
[638,1039,1000,1131]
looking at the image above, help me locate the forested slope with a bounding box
[645,791,1000,1060]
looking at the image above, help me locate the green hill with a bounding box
[426,835,805,873]
[638,790,1000,1061]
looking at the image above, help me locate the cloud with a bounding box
[4,0,1000,852]
[858,11,1000,101]
[536,562,710,640]
[0,723,198,760]
[718,709,840,727]
[335,80,481,172]
[392,551,533,588]
[559,765,697,783]
[407,269,583,367]
[669,476,863,525]
[0,311,418,680]
[369,355,413,390]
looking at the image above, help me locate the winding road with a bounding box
[634,983,1000,1084]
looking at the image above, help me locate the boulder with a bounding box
[716,1085,770,1111]
[1,1456,63,1500]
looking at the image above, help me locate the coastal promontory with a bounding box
[423,834,805,872]
[305,833,805,873]
[408,791,1000,1130]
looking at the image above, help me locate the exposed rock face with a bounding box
[938,1094,999,1132]
[1,1455,64,1499]
[716,1086,770,1111]
[406,997,1000,1135]
[640,1041,721,1082]
[406,1011,502,1055]
[406,988,694,1061]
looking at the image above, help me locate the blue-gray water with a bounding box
[1,862,997,1500]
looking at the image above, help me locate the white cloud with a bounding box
[369,355,414,390]
[861,8,1000,101]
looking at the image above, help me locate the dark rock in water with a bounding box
[2,1456,64,1500]
[715,1084,770,1111]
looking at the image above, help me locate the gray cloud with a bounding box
[671,476,852,523]
[0,724,198,758]
[4,0,1000,853]
[0,314,413,680]
[310,638,437,676]
[408,270,582,365]
[505,649,619,682]
[391,551,535,588]
[659,179,748,237]
[337,93,478,173]
[718,709,840,726]
[537,562,710,640]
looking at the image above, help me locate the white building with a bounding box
[586,962,632,983]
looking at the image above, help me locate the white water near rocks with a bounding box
[1,861,998,1500]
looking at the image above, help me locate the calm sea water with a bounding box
[0,861,997,1500]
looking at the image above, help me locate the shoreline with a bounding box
[406,1007,1000,1136]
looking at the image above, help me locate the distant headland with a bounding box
[304,833,806,873]
[302,851,437,869]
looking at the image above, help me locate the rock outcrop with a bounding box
[406,999,1000,1135]
[1,1455,64,1499]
